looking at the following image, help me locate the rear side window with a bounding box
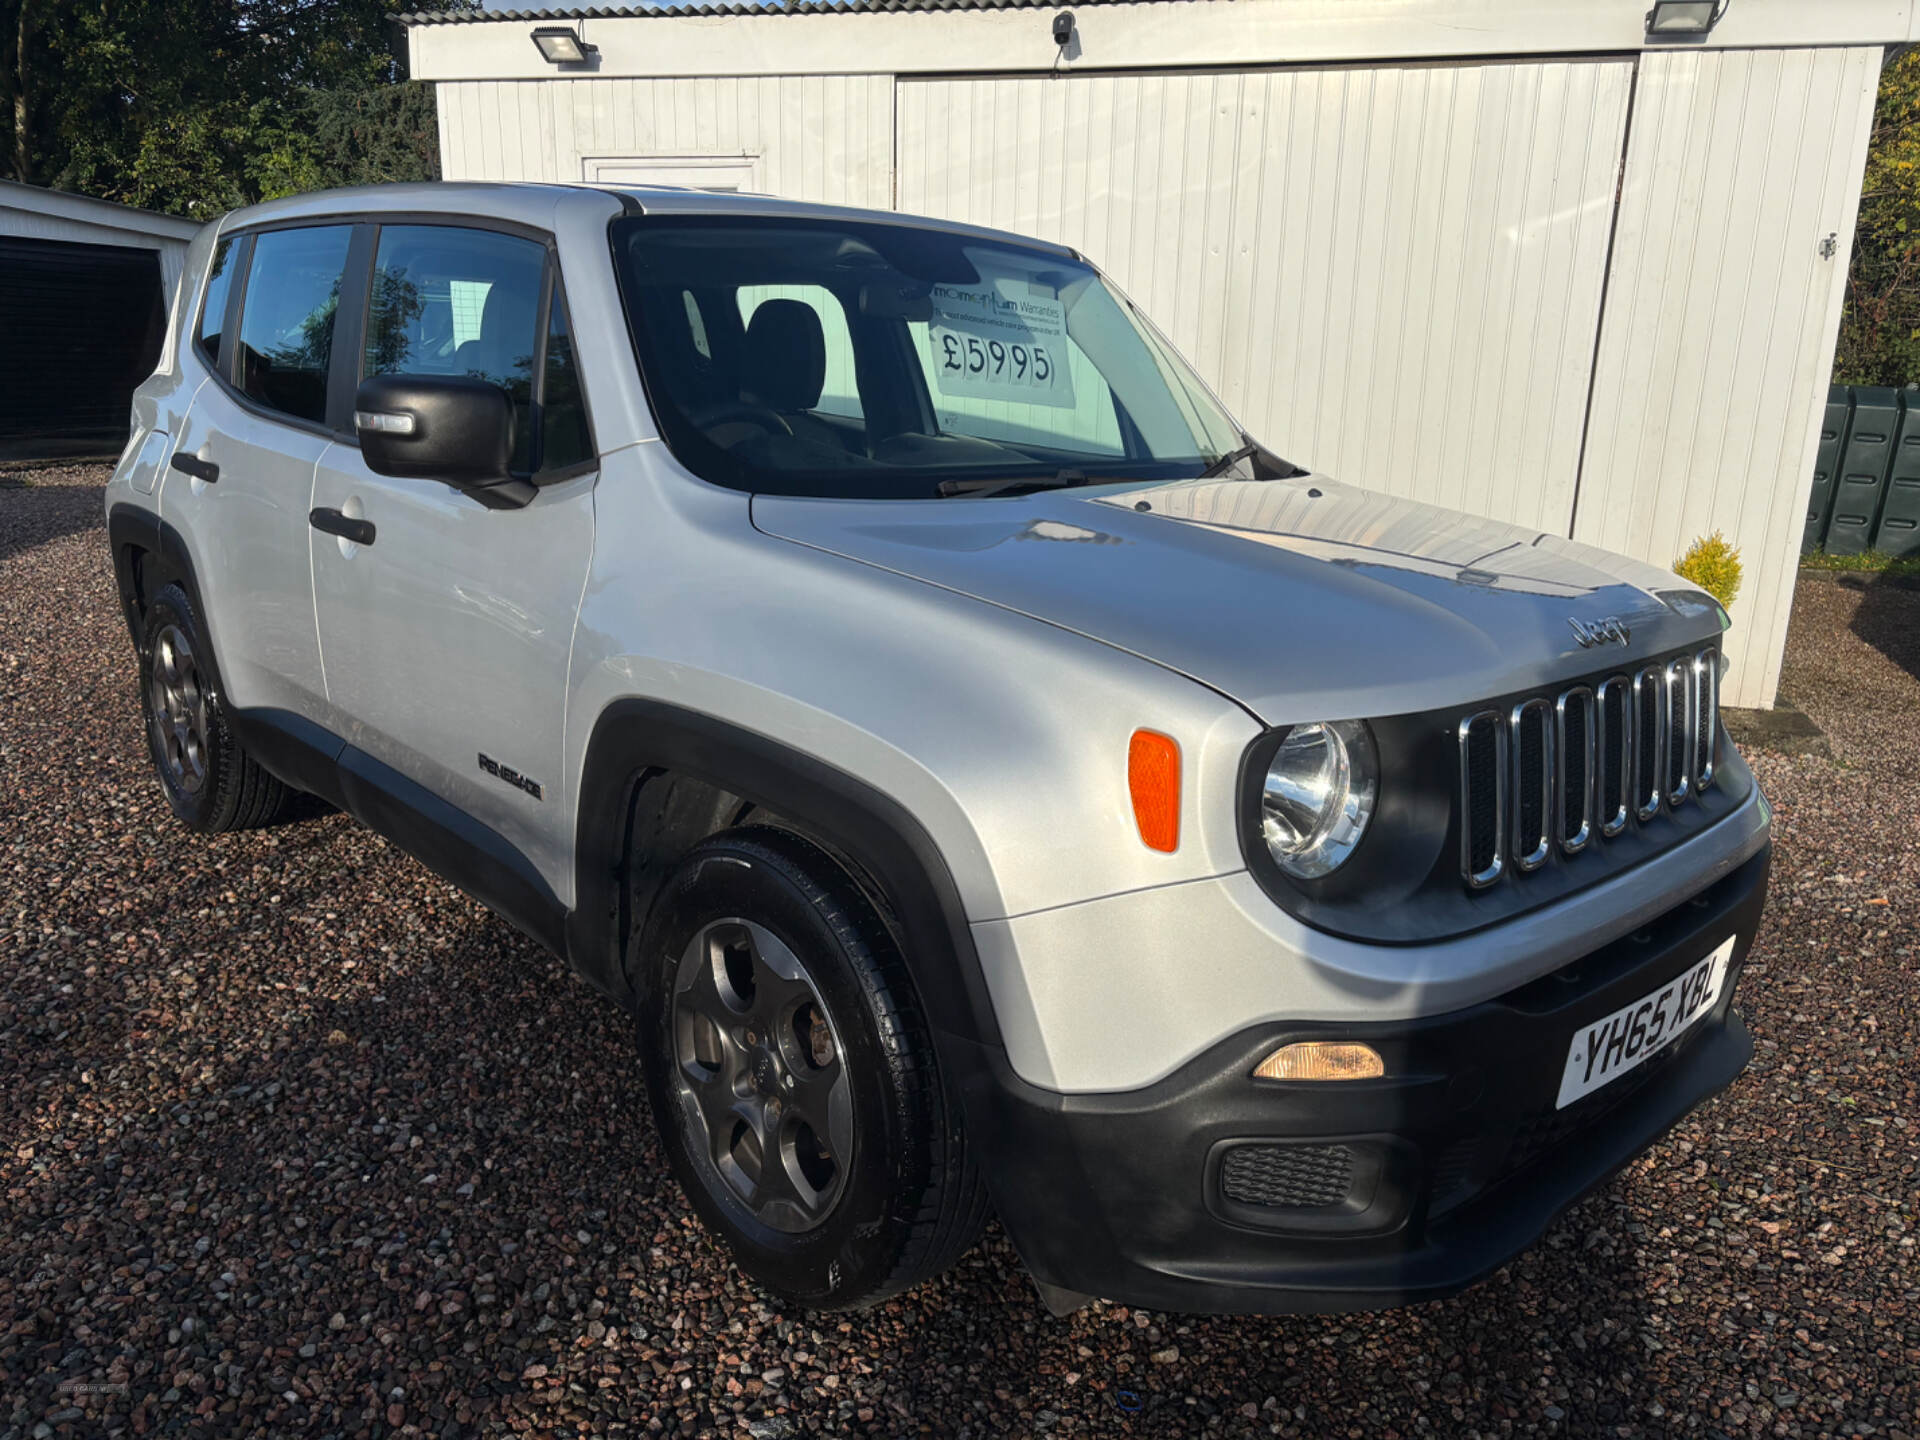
[363,225,546,474]
[196,237,237,368]
[235,226,352,425]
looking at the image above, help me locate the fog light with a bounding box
[1253,1042,1384,1081]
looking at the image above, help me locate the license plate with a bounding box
[1556,936,1735,1109]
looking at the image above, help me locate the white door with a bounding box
[1572,47,1881,711]
[308,223,598,886]
[583,154,762,191]
[897,61,1634,536]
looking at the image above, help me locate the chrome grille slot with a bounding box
[1693,648,1718,791]
[1665,657,1695,807]
[1510,698,1553,872]
[1458,710,1505,888]
[1456,647,1716,890]
[1595,675,1632,838]
[1556,686,1594,854]
[1632,665,1665,822]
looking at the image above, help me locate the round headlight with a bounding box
[1260,720,1378,879]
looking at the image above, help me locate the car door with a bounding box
[309,221,598,888]
[162,224,355,720]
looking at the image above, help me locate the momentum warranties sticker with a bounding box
[926,280,1076,409]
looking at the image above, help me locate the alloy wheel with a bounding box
[669,918,853,1233]
[148,623,210,795]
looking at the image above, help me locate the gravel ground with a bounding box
[0,463,1914,1440]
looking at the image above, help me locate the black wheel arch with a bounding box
[107,504,223,692]
[567,698,1004,1055]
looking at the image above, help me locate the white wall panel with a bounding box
[1574,48,1880,708]
[433,76,894,209]
[898,61,1631,535]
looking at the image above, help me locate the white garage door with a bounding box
[897,61,1633,536]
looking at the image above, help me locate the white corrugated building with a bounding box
[403,0,1914,710]
[1,180,199,458]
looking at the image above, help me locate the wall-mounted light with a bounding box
[1645,1,1722,37]
[530,25,597,65]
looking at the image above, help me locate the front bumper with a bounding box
[955,843,1768,1314]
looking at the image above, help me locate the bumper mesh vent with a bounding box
[1459,648,1718,889]
[1220,1143,1354,1209]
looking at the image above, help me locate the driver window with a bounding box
[363,225,547,474]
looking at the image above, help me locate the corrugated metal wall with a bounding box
[435,76,894,208]
[433,47,1881,709]
[897,63,1633,536]
[1575,47,1880,708]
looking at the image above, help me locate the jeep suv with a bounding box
[106,183,1771,1315]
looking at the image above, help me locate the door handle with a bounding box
[309,507,376,546]
[170,453,218,483]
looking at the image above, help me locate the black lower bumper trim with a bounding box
[957,844,1768,1315]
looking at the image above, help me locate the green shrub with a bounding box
[1674,532,1743,609]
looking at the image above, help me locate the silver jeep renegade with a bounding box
[106,183,1771,1316]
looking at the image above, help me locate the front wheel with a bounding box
[635,827,987,1308]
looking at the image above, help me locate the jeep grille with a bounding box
[1459,647,1718,890]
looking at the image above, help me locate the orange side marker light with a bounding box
[1128,729,1181,853]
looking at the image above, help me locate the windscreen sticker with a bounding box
[927,281,1076,410]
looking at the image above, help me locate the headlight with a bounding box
[1260,720,1378,879]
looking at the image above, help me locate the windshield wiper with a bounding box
[1197,438,1295,481]
[936,468,1098,500]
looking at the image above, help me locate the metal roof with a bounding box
[400,1,1190,23]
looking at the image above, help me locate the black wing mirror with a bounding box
[353,374,534,508]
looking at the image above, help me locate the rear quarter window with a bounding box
[195,237,237,370]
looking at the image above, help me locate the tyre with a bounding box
[635,826,988,1309]
[139,582,294,833]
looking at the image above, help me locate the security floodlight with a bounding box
[1646,1,1720,36]
[531,25,596,65]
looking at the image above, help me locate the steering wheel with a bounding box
[691,401,793,444]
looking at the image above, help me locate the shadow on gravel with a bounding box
[0,475,106,566]
[1844,570,1920,684]
[1,889,674,1436]
[0,845,1673,1438]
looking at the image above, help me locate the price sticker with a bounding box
[926,281,1075,409]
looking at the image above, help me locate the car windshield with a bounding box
[612,215,1247,498]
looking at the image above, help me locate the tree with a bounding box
[0,0,473,217]
[1835,46,1920,387]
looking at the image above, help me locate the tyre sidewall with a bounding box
[637,834,924,1307]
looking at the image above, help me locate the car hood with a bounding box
[750,475,1727,724]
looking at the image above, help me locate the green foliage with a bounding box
[0,1,474,219]
[1836,48,1920,385]
[1800,547,1920,578]
[1674,532,1744,609]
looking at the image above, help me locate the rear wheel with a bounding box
[635,827,988,1308]
[139,582,294,832]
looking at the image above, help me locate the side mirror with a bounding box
[353,374,533,507]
